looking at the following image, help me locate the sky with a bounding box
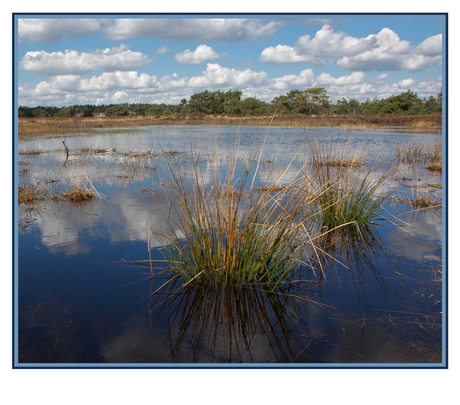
[15,14,445,108]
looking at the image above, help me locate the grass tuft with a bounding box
[426,162,442,173]
[306,135,393,229]
[62,186,96,202]
[18,184,41,203]
[394,140,442,166]
[393,185,441,210]
[148,131,318,291]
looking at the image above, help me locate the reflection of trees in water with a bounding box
[148,278,327,363]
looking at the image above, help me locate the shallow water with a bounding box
[16,125,444,365]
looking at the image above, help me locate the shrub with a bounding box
[55,106,75,117]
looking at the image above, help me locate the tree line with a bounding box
[18,88,442,118]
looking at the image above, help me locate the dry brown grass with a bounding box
[18,113,442,138]
[426,162,442,173]
[62,186,95,202]
[255,185,288,192]
[394,194,441,209]
[339,123,378,131]
[317,159,365,168]
[18,184,41,203]
[394,140,442,171]
[410,120,435,129]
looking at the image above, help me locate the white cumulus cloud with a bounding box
[20,45,152,76]
[18,64,442,108]
[188,63,270,88]
[260,24,442,73]
[414,34,442,56]
[174,45,221,65]
[337,29,442,72]
[316,71,366,86]
[261,24,376,65]
[295,25,376,59]
[78,71,156,91]
[270,69,315,90]
[398,78,416,88]
[260,45,310,64]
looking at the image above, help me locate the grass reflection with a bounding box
[148,276,323,363]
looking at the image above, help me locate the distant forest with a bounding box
[18,88,442,118]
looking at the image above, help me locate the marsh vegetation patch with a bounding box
[17,124,443,364]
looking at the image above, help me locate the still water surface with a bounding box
[17,125,443,365]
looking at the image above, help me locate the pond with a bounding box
[15,125,444,366]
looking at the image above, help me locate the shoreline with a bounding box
[18,113,442,138]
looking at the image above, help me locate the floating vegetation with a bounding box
[19,149,43,156]
[62,186,96,202]
[317,159,365,168]
[392,184,442,210]
[60,174,100,203]
[94,147,116,154]
[393,195,441,210]
[79,144,117,154]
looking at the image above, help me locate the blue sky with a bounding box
[15,14,445,107]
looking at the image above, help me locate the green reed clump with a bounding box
[149,134,317,291]
[306,135,393,229]
[311,165,391,229]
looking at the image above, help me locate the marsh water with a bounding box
[16,125,444,365]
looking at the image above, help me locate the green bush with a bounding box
[55,106,75,117]
[105,105,129,116]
